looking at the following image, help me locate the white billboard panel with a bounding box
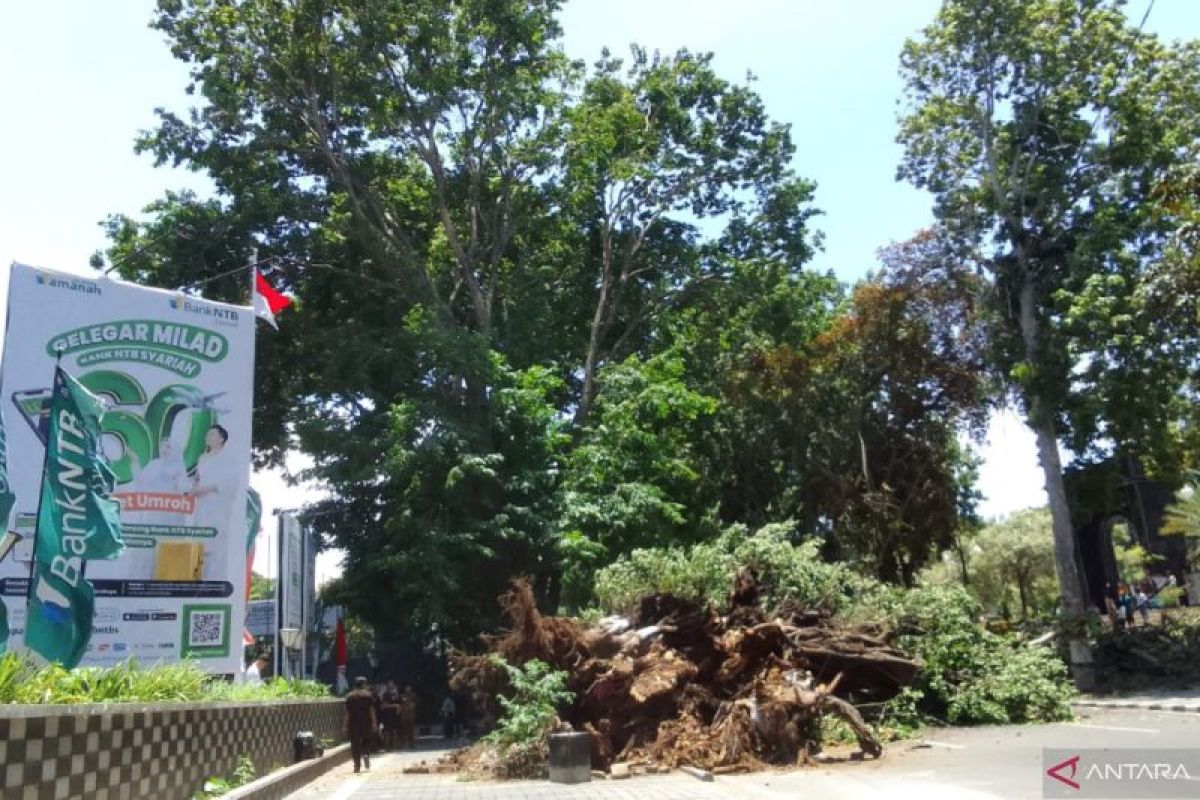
[0,263,255,675]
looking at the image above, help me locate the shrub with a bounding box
[0,654,330,705]
[593,522,877,613]
[192,755,255,799]
[483,658,572,751]
[851,584,1074,724]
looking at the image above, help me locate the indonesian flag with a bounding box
[335,615,348,667]
[253,270,292,329]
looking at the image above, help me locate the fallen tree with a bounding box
[448,571,918,774]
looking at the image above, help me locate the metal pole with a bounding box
[300,517,307,680]
[275,511,284,680]
[27,355,63,600]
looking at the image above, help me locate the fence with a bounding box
[0,699,343,800]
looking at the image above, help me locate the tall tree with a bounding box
[561,47,816,423]
[898,0,1200,687]
[713,233,988,582]
[109,0,824,637]
[144,0,573,413]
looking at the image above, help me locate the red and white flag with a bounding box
[253,270,292,329]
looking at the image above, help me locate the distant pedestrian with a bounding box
[344,677,377,773]
[1135,587,1150,625]
[370,684,385,752]
[1103,582,1119,627]
[441,694,457,740]
[244,653,269,685]
[399,685,418,748]
[1117,584,1134,630]
[381,681,400,750]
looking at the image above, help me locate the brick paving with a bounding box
[285,743,731,800]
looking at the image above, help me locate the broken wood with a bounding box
[446,573,918,776]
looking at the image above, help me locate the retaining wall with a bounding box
[0,698,343,800]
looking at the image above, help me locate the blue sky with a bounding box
[0,0,1194,579]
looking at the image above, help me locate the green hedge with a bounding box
[0,654,329,705]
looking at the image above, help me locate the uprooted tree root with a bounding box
[446,572,917,776]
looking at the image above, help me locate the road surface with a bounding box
[286,707,1200,800]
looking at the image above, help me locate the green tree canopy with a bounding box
[897,0,1200,685]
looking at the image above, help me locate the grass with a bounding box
[0,653,330,705]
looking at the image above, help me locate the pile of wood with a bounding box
[448,570,918,773]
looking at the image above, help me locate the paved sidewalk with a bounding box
[286,745,730,800]
[1072,689,1200,714]
[285,707,1200,800]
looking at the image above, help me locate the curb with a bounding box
[223,743,352,800]
[1072,700,1200,714]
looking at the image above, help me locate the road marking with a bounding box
[920,740,966,750]
[325,774,368,800]
[1067,722,1160,734]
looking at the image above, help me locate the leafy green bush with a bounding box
[851,584,1074,724]
[1091,612,1200,692]
[593,522,877,613]
[206,676,332,702]
[192,755,255,799]
[483,658,572,751]
[0,654,330,705]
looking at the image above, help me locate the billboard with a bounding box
[245,599,276,638]
[0,263,255,675]
[277,511,305,677]
[279,513,304,633]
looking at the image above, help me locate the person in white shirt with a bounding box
[186,424,236,580]
[245,653,269,685]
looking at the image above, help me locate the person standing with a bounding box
[441,694,457,740]
[400,685,418,748]
[344,677,377,773]
[244,653,269,685]
[1135,585,1151,625]
[380,681,400,750]
[1117,584,1134,630]
[1103,582,1119,627]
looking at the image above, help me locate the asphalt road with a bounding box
[288,707,1200,800]
[725,706,1200,799]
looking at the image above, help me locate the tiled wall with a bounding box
[0,699,343,800]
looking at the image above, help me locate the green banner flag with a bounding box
[0,389,17,653]
[25,366,125,667]
[246,487,262,556]
[244,487,262,602]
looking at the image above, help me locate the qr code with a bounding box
[188,611,226,647]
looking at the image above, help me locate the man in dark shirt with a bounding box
[380,681,400,750]
[344,677,377,773]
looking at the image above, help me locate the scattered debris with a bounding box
[447,573,919,776]
[679,765,715,782]
[1027,631,1057,648]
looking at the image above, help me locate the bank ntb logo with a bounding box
[169,293,240,323]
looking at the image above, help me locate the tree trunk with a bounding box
[954,531,971,586]
[1017,572,1029,620]
[1015,272,1095,690]
[576,236,616,428]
